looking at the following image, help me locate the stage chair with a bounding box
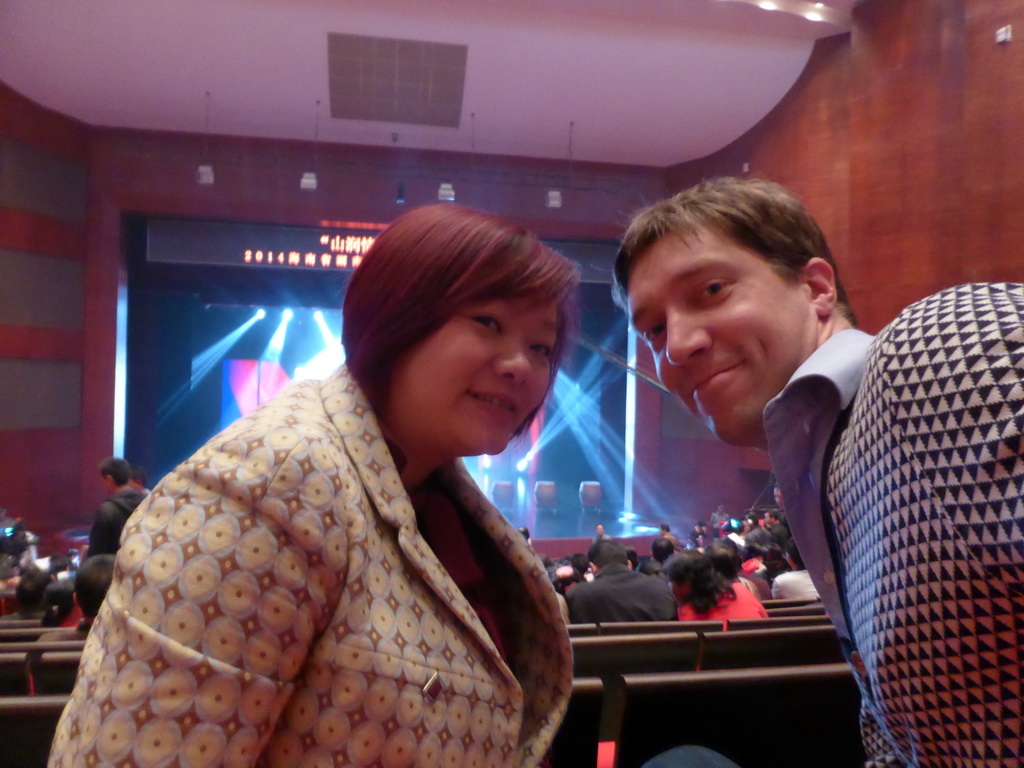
[609,664,864,768]
[491,481,515,512]
[535,481,558,509]
[579,481,603,516]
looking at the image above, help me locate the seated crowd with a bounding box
[541,506,819,627]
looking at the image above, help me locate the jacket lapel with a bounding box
[321,367,520,691]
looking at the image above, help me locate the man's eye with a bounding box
[706,282,725,296]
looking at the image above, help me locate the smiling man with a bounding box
[614,177,1024,768]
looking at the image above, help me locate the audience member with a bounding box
[743,514,772,548]
[566,539,676,623]
[650,536,676,575]
[128,464,150,494]
[625,546,640,571]
[667,550,767,622]
[660,523,683,550]
[592,523,611,542]
[86,457,148,557]
[707,504,729,538]
[765,508,790,548]
[761,542,790,585]
[708,540,770,602]
[0,565,49,622]
[771,539,821,601]
[40,579,77,628]
[687,520,707,549]
[40,554,117,642]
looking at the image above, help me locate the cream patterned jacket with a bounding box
[49,367,572,768]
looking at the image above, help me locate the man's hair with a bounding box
[613,177,856,326]
[706,540,742,581]
[625,546,639,570]
[130,465,148,488]
[98,457,132,486]
[651,536,676,563]
[15,566,50,610]
[659,523,671,533]
[343,204,579,437]
[588,538,629,569]
[766,509,783,523]
[76,555,116,618]
[784,538,806,570]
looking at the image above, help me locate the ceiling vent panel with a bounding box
[328,32,467,128]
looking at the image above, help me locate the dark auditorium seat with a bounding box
[759,598,819,610]
[548,677,604,768]
[0,650,30,695]
[571,632,701,680]
[726,614,833,631]
[0,694,69,768]
[567,623,600,637]
[698,625,844,670]
[0,627,54,642]
[765,602,826,617]
[596,620,721,635]
[609,664,864,768]
[29,650,83,695]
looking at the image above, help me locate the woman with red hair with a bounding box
[51,205,579,768]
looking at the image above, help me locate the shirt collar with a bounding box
[780,328,875,410]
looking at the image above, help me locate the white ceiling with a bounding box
[0,0,853,167]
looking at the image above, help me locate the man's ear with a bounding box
[800,258,839,319]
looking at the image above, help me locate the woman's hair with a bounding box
[666,550,734,615]
[343,204,579,433]
[706,540,743,581]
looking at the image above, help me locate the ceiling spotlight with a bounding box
[300,172,318,191]
[196,164,215,185]
[438,182,455,202]
[805,11,823,21]
[255,308,266,320]
[546,190,562,209]
[282,309,294,321]
[759,1,777,9]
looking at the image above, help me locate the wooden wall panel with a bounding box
[962,0,1024,283]
[846,0,968,328]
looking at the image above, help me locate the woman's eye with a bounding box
[642,325,665,344]
[531,343,553,358]
[472,315,499,330]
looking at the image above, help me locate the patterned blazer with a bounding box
[49,367,572,768]
[829,284,1024,767]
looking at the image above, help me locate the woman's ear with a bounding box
[800,258,840,319]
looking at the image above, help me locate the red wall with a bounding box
[0,83,90,548]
